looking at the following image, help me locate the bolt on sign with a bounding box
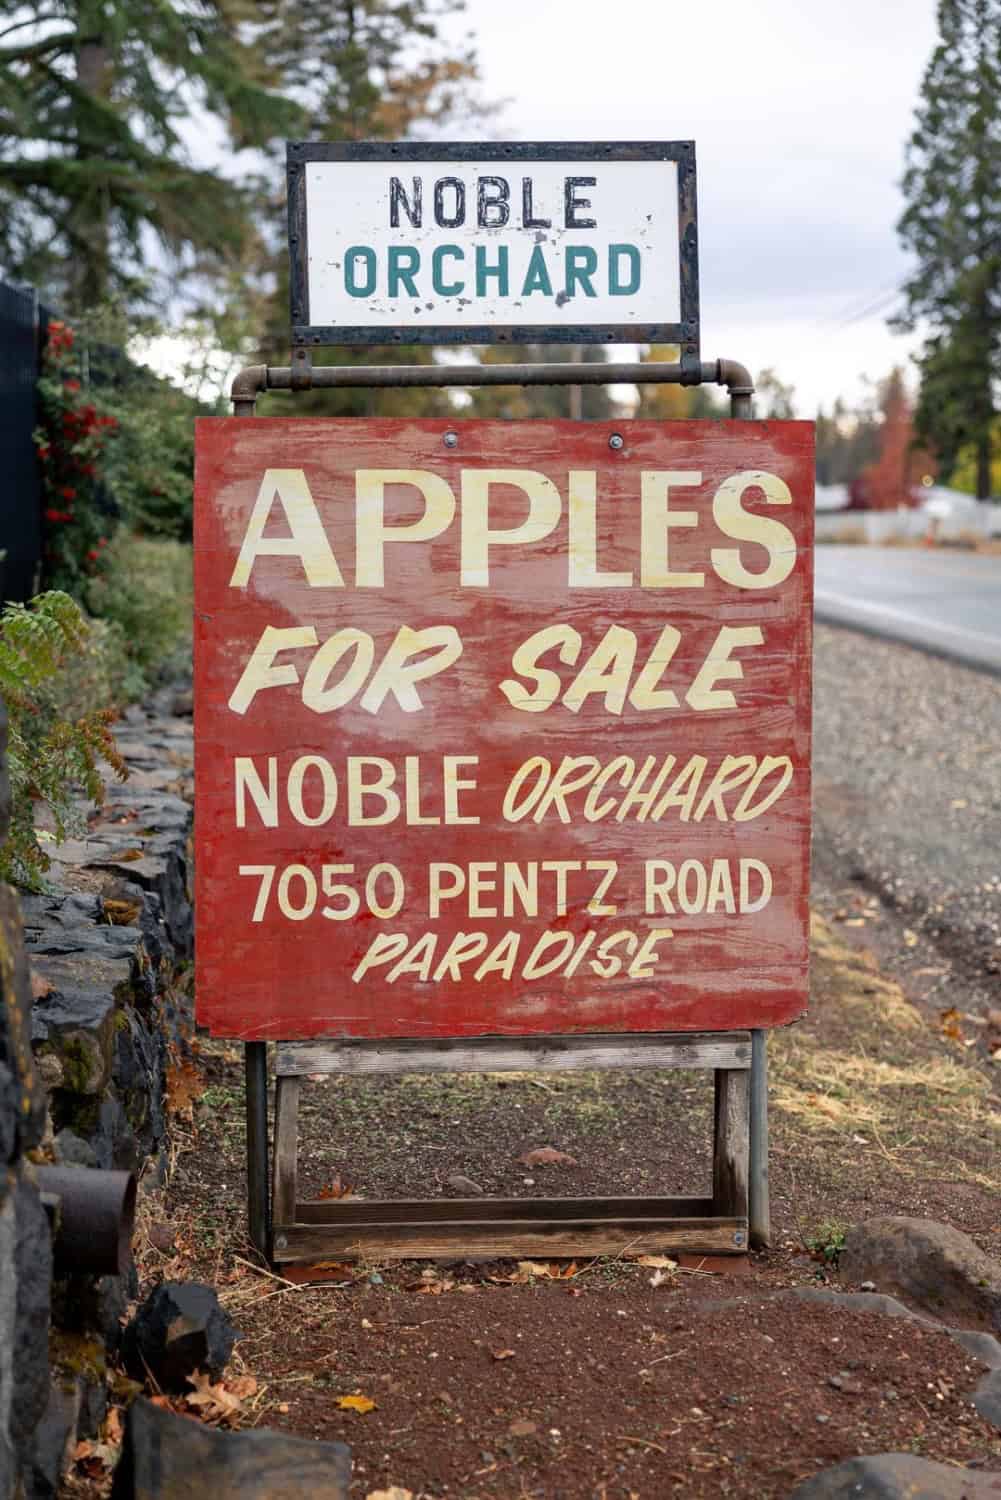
[286,141,699,352]
[193,419,814,1041]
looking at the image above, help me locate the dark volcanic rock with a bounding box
[112,1397,351,1500]
[21,1379,80,1499]
[0,884,47,1166]
[31,986,118,1094]
[788,1452,1001,1497]
[122,1283,237,1391]
[50,1090,139,1173]
[842,1216,1001,1332]
[113,1007,167,1163]
[54,1128,98,1168]
[10,1178,53,1468]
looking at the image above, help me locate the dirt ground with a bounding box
[68,911,999,1500]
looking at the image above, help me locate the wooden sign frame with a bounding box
[219,354,785,1267]
[286,140,700,356]
[271,1033,751,1263]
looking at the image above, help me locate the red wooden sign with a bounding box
[194,419,813,1041]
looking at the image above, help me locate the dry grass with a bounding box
[770,916,1001,1192]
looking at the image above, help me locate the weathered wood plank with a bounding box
[712,1068,750,1221]
[293,1194,716,1226]
[271,1076,301,1230]
[272,1216,746,1263]
[276,1031,751,1078]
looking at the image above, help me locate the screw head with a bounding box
[443,430,459,448]
[608,433,624,450]
[274,1234,288,1250]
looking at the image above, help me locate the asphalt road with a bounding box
[814,545,1001,675]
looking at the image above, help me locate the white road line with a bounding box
[815,590,1001,652]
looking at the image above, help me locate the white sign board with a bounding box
[287,143,699,349]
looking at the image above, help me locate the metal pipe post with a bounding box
[748,1028,771,1249]
[230,356,756,414]
[726,368,769,1249]
[245,1041,270,1254]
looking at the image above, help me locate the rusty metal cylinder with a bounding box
[37,1166,137,1276]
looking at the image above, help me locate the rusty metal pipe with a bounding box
[230,358,756,414]
[715,358,755,419]
[231,363,268,418]
[37,1166,137,1276]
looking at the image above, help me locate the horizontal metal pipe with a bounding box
[37,1166,137,1276]
[231,357,756,415]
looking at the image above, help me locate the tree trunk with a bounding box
[69,30,112,310]
[976,431,992,501]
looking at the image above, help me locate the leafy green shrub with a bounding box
[806,1221,848,1268]
[99,374,201,541]
[35,320,120,593]
[48,616,148,718]
[85,532,193,683]
[0,593,127,890]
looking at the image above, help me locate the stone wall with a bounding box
[0,684,194,1498]
[0,702,53,1499]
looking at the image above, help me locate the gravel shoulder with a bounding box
[811,621,1001,1037]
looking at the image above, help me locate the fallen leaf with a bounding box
[509,1418,538,1437]
[103,897,143,926]
[903,929,919,947]
[951,798,968,810]
[416,1277,455,1295]
[634,1255,678,1271]
[338,1394,377,1413]
[185,1370,244,1425]
[501,1259,579,1283]
[517,1146,577,1167]
[366,1489,414,1500]
[843,917,866,928]
[73,1437,119,1475]
[318,1176,356,1200]
[29,970,53,1000]
[166,1058,206,1117]
[939,1006,964,1041]
[517,1259,552,1277]
[291,1260,357,1279]
[226,1376,258,1400]
[105,1407,124,1446]
[492,1348,516,1361]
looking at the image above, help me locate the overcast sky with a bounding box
[445,0,939,415]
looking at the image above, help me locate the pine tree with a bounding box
[894,0,1001,497]
[248,0,488,417]
[0,1,298,311]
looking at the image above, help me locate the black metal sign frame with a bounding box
[286,140,700,357]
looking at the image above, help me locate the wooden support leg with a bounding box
[749,1028,771,1250]
[272,1076,302,1250]
[712,1067,750,1238]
